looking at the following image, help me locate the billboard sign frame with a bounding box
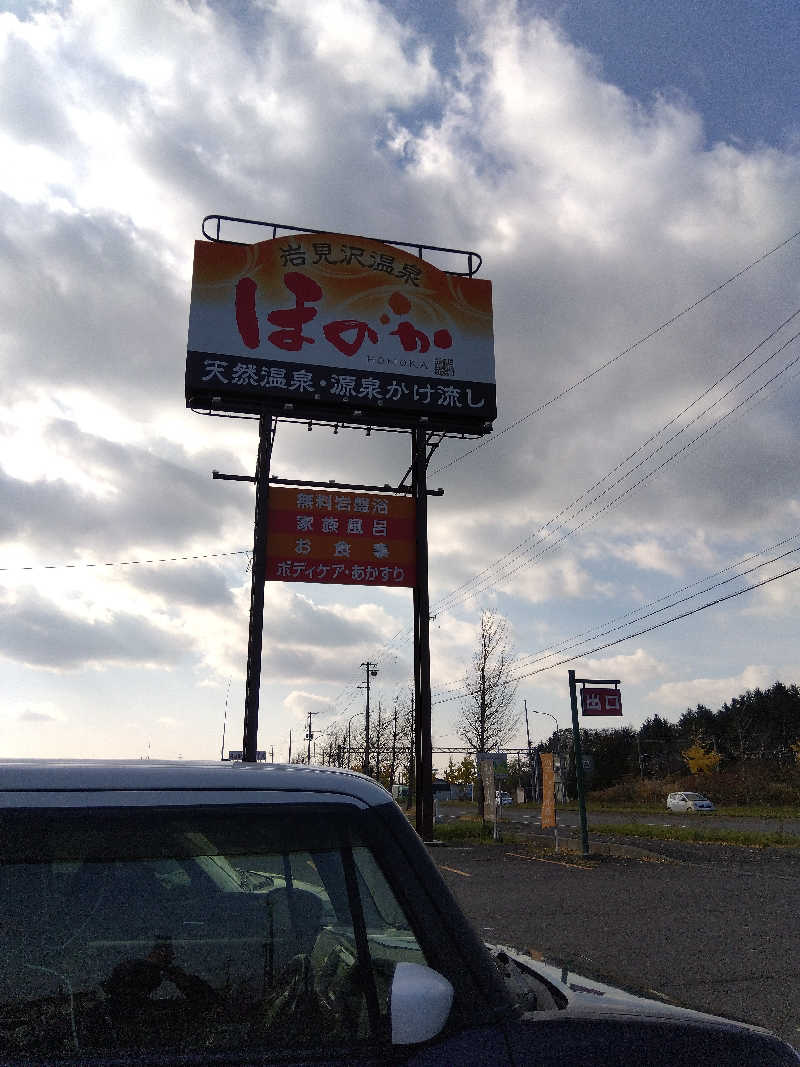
[265,485,416,589]
[186,225,496,434]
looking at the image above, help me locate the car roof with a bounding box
[0,759,393,807]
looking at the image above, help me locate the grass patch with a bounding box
[555,801,800,819]
[591,821,800,848]
[433,818,523,845]
[712,805,800,820]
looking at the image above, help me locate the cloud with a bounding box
[282,689,336,723]
[0,420,251,557]
[576,647,667,684]
[610,539,686,577]
[15,701,64,723]
[125,561,236,609]
[0,31,74,150]
[1,0,799,755]
[646,665,776,712]
[0,588,193,670]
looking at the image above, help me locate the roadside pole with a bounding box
[568,669,590,856]
[524,700,536,802]
[242,414,274,763]
[412,426,434,842]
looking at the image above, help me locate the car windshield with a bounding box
[0,805,428,1060]
[682,793,707,801]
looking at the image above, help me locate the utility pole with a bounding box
[305,709,317,765]
[288,729,292,764]
[360,662,378,776]
[390,699,399,789]
[406,693,415,812]
[220,679,231,762]
[375,702,383,784]
[411,427,435,842]
[242,415,274,762]
[524,700,536,802]
[346,714,358,770]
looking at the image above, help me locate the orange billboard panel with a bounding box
[266,486,415,588]
[185,232,495,431]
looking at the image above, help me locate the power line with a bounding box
[433,226,800,476]
[431,561,800,706]
[509,534,800,672]
[475,538,800,681]
[337,315,800,684]
[343,313,800,691]
[324,329,799,716]
[433,307,800,612]
[0,550,250,573]
[427,536,800,700]
[433,328,800,613]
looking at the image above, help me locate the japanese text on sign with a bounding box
[266,486,416,588]
[580,688,623,716]
[197,356,489,410]
[186,231,496,430]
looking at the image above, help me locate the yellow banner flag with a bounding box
[540,753,556,829]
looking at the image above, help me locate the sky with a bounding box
[1,0,799,765]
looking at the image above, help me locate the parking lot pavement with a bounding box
[431,842,800,1046]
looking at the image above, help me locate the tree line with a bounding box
[293,605,800,804]
[568,681,800,792]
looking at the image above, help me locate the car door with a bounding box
[0,799,514,1065]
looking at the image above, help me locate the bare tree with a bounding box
[456,611,519,816]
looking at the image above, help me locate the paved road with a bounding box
[442,803,800,836]
[432,841,800,1045]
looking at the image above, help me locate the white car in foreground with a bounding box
[667,791,715,813]
[0,760,795,1065]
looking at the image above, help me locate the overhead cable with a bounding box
[431,561,800,706]
[433,226,800,475]
[432,537,800,692]
[0,550,251,573]
[433,329,800,613]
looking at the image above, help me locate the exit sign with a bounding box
[580,688,622,716]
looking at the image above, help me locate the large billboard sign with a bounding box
[185,232,496,432]
[266,486,415,588]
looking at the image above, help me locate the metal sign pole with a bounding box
[413,584,422,833]
[242,414,273,762]
[568,669,590,855]
[412,426,434,842]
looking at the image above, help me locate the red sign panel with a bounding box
[580,687,623,716]
[266,487,415,588]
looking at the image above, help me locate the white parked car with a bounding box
[667,791,715,813]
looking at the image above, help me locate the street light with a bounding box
[529,708,562,799]
[529,708,559,746]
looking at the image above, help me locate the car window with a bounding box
[0,805,428,1060]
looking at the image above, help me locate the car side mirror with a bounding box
[390,962,454,1045]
